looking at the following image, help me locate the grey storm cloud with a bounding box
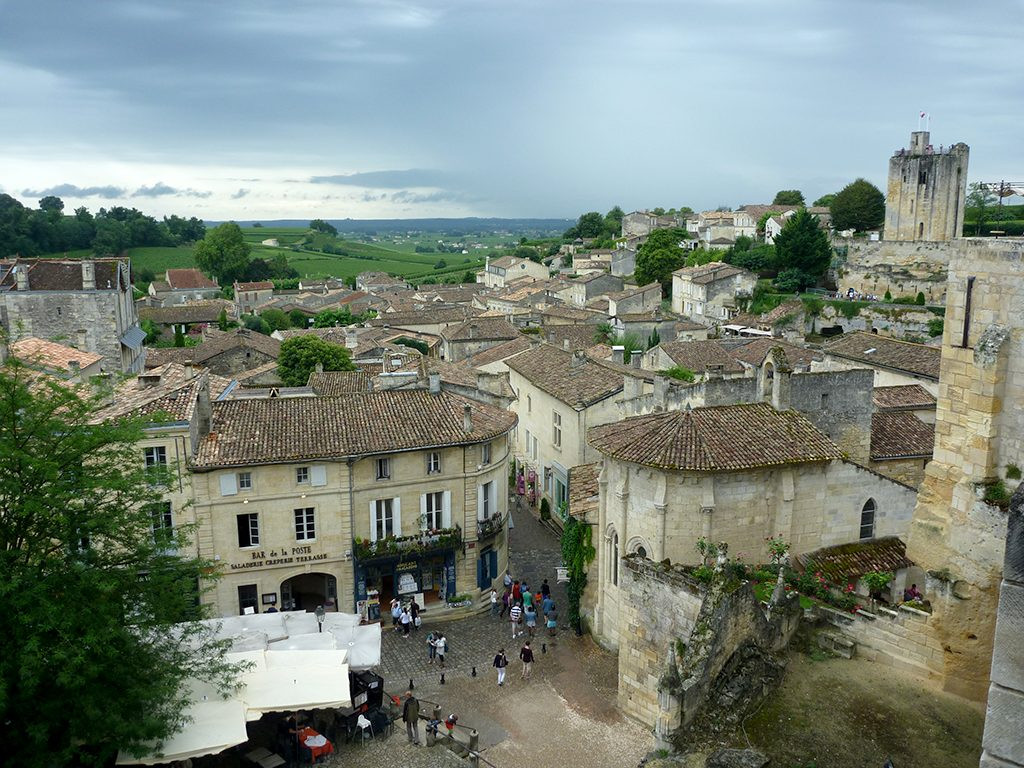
[22,183,127,199]
[309,170,450,189]
[132,182,212,198]
[1,1,1021,217]
[231,188,250,199]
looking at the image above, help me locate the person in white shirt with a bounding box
[490,589,498,617]
[509,601,523,639]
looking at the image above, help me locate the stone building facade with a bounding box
[587,402,918,650]
[671,262,756,325]
[884,130,969,242]
[189,390,517,618]
[906,238,1024,701]
[0,258,144,373]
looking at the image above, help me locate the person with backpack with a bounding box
[519,641,534,679]
[493,648,509,686]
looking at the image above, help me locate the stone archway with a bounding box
[280,572,337,612]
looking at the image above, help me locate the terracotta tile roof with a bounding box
[96,364,232,423]
[232,361,281,383]
[825,332,940,380]
[588,402,843,471]
[489,255,532,269]
[166,268,218,290]
[568,463,600,521]
[143,347,201,368]
[307,370,373,394]
[11,337,102,372]
[872,385,937,411]
[506,343,623,408]
[728,339,822,368]
[144,329,281,369]
[0,258,127,291]
[540,305,604,322]
[442,317,521,343]
[463,337,533,367]
[139,300,233,325]
[586,298,610,312]
[672,262,751,284]
[658,341,746,375]
[192,390,517,468]
[544,324,604,351]
[609,282,660,300]
[870,412,935,459]
[796,537,914,583]
[373,306,480,327]
[738,204,801,221]
[234,281,274,291]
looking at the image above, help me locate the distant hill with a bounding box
[212,217,574,235]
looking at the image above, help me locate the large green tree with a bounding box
[829,178,885,232]
[277,336,356,386]
[194,222,252,284]
[772,189,805,206]
[0,361,238,767]
[965,182,998,235]
[634,227,688,296]
[812,193,836,208]
[772,208,832,286]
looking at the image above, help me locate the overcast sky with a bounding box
[1,0,1020,221]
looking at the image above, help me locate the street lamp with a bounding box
[314,604,326,633]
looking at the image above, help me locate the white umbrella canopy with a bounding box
[331,622,382,670]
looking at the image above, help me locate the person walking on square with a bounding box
[521,586,533,613]
[400,606,412,637]
[524,603,537,638]
[504,569,513,590]
[519,641,534,679]
[490,588,499,617]
[402,691,421,745]
[546,605,558,637]
[493,648,508,686]
[541,578,550,600]
[435,632,447,668]
[499,587,511,619]
[426,630,437,664]
[512,580,521,602]
[391,598,401,632]
[509,600,523,639]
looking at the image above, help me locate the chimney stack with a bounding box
[68,359,81,382]
[563,339,570,351]
[571,349,586,368]
[15,265,28,291]
[184,361,194,379]
[315,362,324,373]
[612,345,625,364]
[345,326,358,350]
[463,403,473,432]
[76,329,89,351]
[81,260,96,291]
[630,350,642,368]
[196,374,212,437]
[468,324,477,339]
[429,372,441,394]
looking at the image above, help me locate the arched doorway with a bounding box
[280,572,337,612]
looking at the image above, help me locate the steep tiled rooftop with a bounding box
[825,332,940,380]
[372,306,479,327]
[672,262,750,284]
[544,324,605,352]
[0,258,127,291]
[11,337,102,372]
[442,316,521,342]
[870,412,935,459]
[796,537,914,583]
[96,364,232,423]
[139,301,232,325]
[872,384,937,411]
[588,402,843,471]
[728,338,822,368]
[568,463,600,521]
[609,282,660,300]
[506,343,623,407]
[463,337,533,368]
[307,370,373,395]
[235,281,274,291]
[658,340,746,375]
[192,391,517,468]
[165,268,218,290]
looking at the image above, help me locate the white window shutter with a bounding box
[477,484,485,521]
[442,490,452,529]
[220,473,237,496]
[419,494,428,530]
[393,497,402,536]
[369,500,378,542]
[310,465,327,487]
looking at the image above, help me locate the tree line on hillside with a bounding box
[0,194,206,258]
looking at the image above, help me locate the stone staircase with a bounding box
[818,631,857,659]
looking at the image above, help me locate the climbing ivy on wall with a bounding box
[560,517,595,634]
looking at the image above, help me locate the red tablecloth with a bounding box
[298,727,334,762]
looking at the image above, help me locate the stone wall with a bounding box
[819,603,943,679]
[870,456,929,489]
[813,302,942,342]
[980,485,1024,767]
[906,237,1024,701]
[616,557,704,725]
[839,240,952,304]
[788,369,873,463]
[204,347,278,377]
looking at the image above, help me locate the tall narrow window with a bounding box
[424,491,443,529]
[294,507,316,541]
[860,499,876,540]
[376,457,391,480]
[962,276,975,348]
[237,585,258,615]
[481,481,493,520]
[237,513,260,547]
[426,451,441,475]
[611,531,619,586]
[374,499,395,539]
[552,411,562,448]
[481,442,491,465]
[150,502,174,549]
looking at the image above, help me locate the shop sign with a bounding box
[229,544,329,570]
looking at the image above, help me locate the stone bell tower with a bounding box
[884,130,969,242]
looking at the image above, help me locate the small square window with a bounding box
[238,472,253,491]
[376,458,391,480]
[296,467,309,484]
[144,446,167,468]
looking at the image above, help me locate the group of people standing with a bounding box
[390,597,421,637]
[489,570,554,686]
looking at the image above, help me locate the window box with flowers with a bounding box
[353,526,462,562]
[476,512,504,539]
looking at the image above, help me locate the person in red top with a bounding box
[512,580,522,601]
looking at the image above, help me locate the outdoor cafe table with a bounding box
[298,726,334,763]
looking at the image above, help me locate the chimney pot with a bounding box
[429,372,441,394]
[463,403,473,432]
[184,361,194,378]
[315,362,324,373]
[630,350,642,368]
[563,339,570,351]
[15,265,28,291]
[612,345,625,364]
[81,260,96,291]
[68,359,81,380]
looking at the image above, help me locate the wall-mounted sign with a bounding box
[229,544,329,571]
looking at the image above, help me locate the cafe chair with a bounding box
[355,714,373,746]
